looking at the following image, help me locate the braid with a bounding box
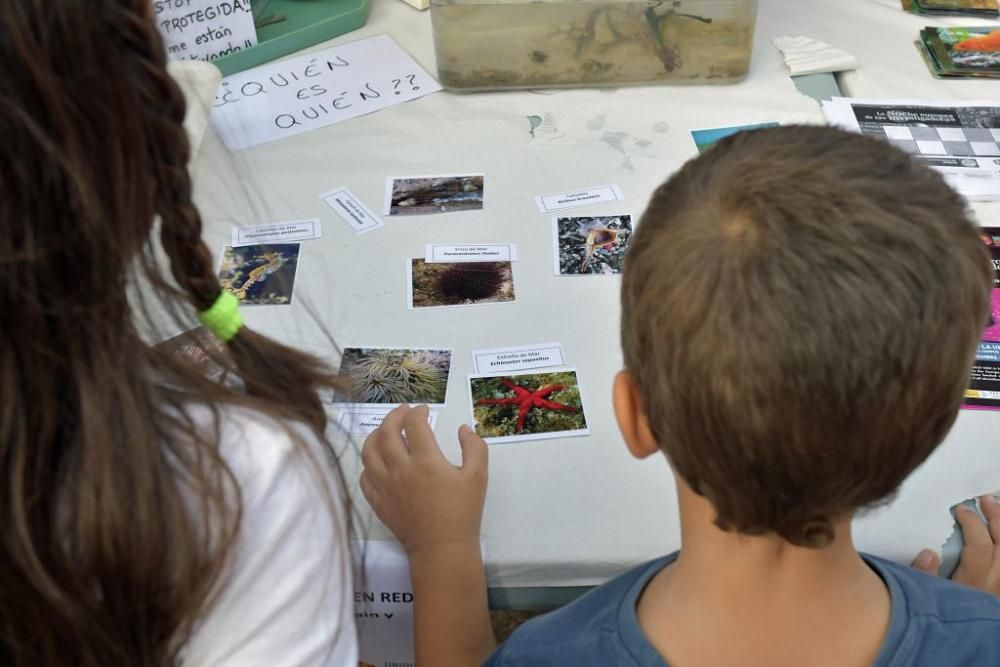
[117,0,221,311]
[152,83,222,311]
[114,5,336,422]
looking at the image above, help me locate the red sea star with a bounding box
[475,378,580,433]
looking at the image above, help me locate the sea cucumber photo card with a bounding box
[468,369,590,444]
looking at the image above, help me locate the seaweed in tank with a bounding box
[433,0,755,90]
[567,0,713,72]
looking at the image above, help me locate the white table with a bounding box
[190,0,1000,599]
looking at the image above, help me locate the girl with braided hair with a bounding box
[0,1,359,664]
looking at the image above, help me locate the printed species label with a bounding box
[472,343,566,373]
[321,187,384,234]
[425,244,518,263]
[534,185,623,213]
[338,409,437,434]
[231,219,321,246]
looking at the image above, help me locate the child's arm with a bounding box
[912,494,1000,596]
[360,404,497,667]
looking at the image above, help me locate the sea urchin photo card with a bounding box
[407,259,515,309]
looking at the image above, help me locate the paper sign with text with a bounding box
[231,219,321,246]
[534,185,623,213]
[154,0,257,63]
[337,409,437,435]
[211,34,442,150]
[354,541,415,667]
[473,343,566,374]
[354,540,486,667]
[425,244,518,263]
[321,187,384,234]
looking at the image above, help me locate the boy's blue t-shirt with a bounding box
[483,552,1000,666]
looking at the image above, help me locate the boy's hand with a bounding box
[911,495,1000,596]
[359,404,489,556]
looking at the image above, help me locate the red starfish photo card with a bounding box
[468,369,590,443]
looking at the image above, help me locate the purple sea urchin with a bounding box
[436,262,505,301]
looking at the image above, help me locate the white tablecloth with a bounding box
[189,0,1000,588]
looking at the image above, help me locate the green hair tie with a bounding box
[198,291,244,342]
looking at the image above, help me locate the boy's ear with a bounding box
[613,370,660,460]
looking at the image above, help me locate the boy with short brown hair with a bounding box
[361,125,1000,667]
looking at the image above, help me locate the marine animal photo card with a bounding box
[408,258,515,308]
[918,27,1000,78]
[218,243,300,305]
[902,0,998,18]
[964,227,1000,411]
[334,347,453,406]
[552,215,633,276]
[689,121,780,154]
[468,369,590,444]
[384,174,485,216]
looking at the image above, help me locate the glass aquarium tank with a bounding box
[430,0,758,91]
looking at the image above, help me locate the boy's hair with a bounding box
[621,125,992,548]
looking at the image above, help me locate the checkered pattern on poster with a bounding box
[851,104,1000,158]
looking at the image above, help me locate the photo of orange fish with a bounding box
[954,29,1000,51]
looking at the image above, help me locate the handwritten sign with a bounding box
[211,35,442,150]
[154,0,257,63]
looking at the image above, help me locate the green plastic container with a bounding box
[213,0,371,76]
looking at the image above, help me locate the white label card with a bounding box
[321,187,384,234]
[231,219,321,246]
[354,540,486,667]
[338,409,437,435]
[211,35,441,150]
[154,0,258,63]
[425,244,518,263]
[472,343,566,374]
[534,184,624,213]
[354,540,415,666]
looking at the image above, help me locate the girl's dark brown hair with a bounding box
[1,1,353,664]
[621,125,992,548]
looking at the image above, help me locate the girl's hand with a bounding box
[911,495,1000,596]
[360,404,489,556]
